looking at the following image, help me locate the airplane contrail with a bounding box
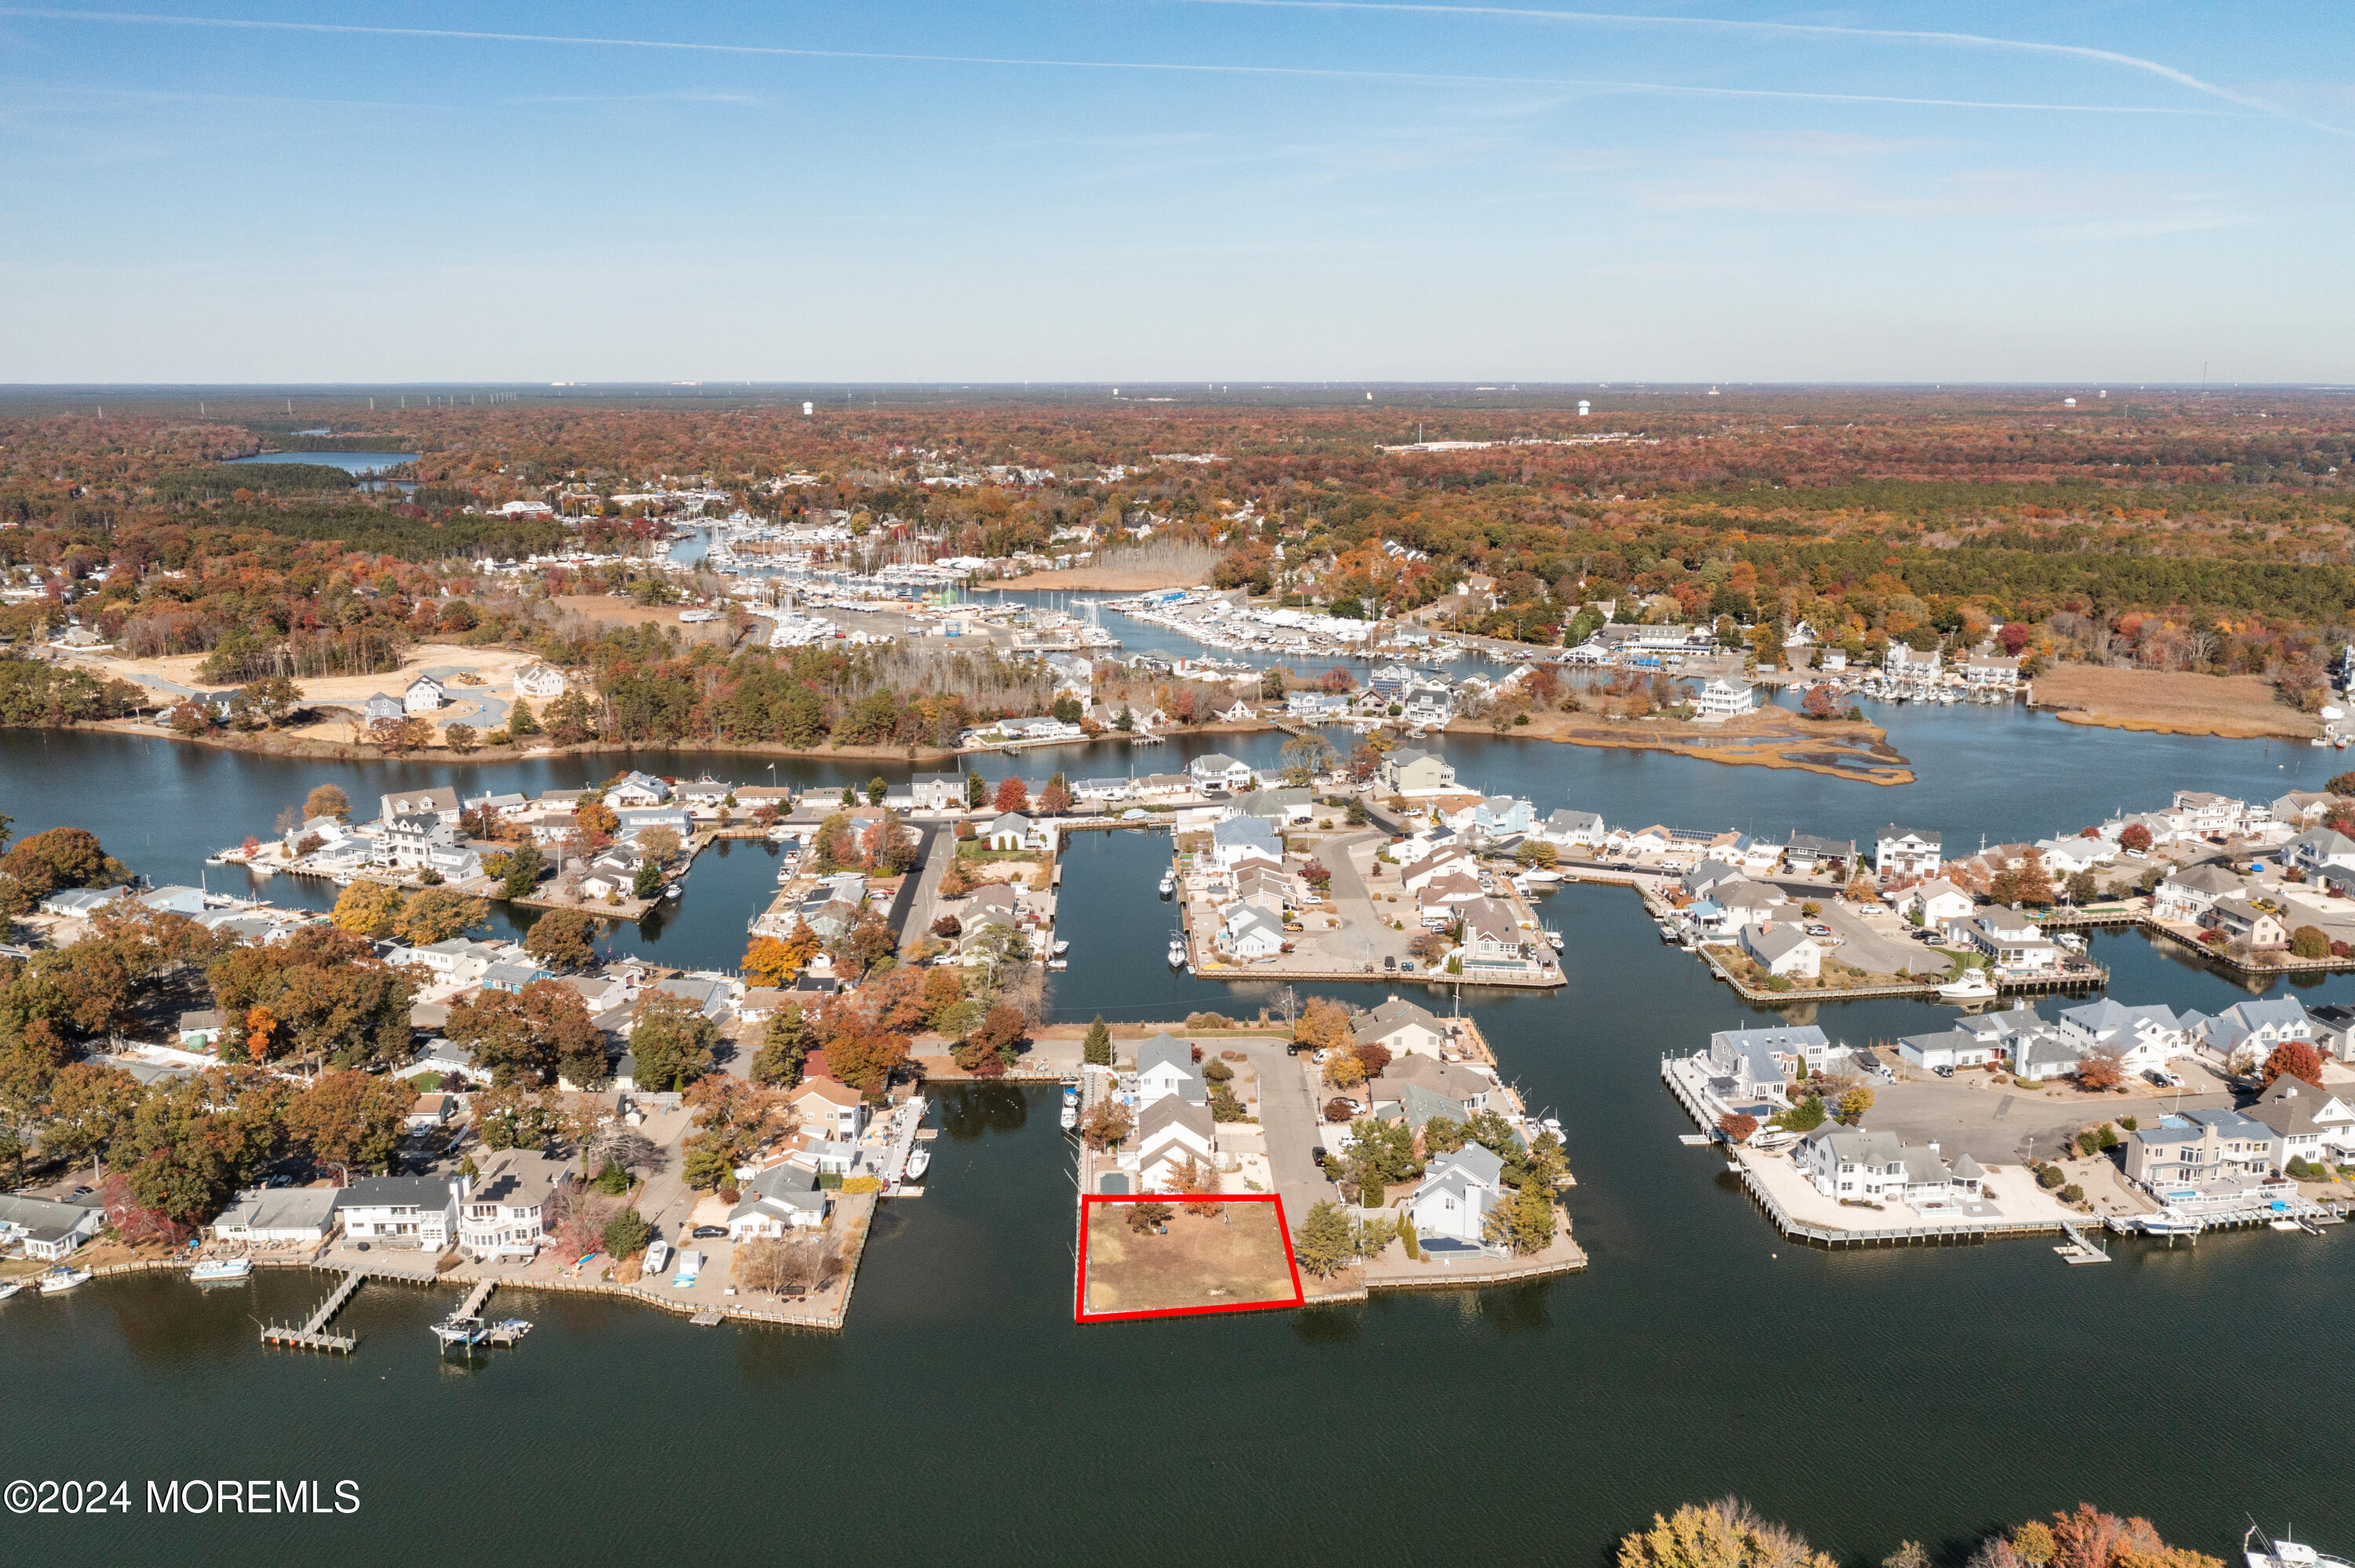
[0,7,2240,119]
[1168,0,2354,139]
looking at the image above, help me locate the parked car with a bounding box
[1933,1065,1955,1079]
[1805,924,1832,938]
[691,1225,726,1239]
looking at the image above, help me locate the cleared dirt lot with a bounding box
[1081,1200,1299,1318]
[2035,664,2317,739]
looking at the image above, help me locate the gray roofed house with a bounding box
[1389,1081,1472,1132]
[0,1192,104,1260]
[728,1162,828,1239]
[1354,995,1445,1056]
[210,1185,341,1244]
[1707,1026,1823,1099]
[1229,786,1314,823]
[1210,815,1283,865]
[1409,1143,1506,1243]
[1134,1033,1205,1105]
[38,885,132,919]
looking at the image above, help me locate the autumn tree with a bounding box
[395,886,487,946]
[283,1069,416,1178]
[2,826,129,899]
[1617,1499,1836,1568]
[574,799,619,844]
[206,924,413,1070]
[2117,822,2152,852]
[524,906,598,970]
[304,783,351,822]
[1292,1199,1353,1277]
[330,878,405,939]
[627,991,718,1092]
[1718,1110,1758,1144]
[992,776,1030,815]
[473,1081,560,1150]
[39,1061,148,1169]
[445,980,604,1086]
[2260,1037,2326,1087]
[681,1074,791,1187]
[1079,1098,1134,1150]
[2075,1050,2125,1091]
[1167,1152,1223,1216]
[1294,997,1353,1055]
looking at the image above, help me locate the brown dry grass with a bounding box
[1083,1202,1298,1317]
[2034,664,2317,739]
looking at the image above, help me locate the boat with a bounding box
[1046,958,1068,971]
[1937,970,1999,1002]
[1167,939,1187,967]
[2269,1218,2305,1232]
[2139,1212,2202,1237]
[1522,869,1562,884]
[432,1314,533,1349]
[1053,939,1070,956]
[39,1266,92,1293]
[1158,872,1175,897]
[189,1257,253,1283]
[903,1146,931,1181]
[2247,1526,2354,1568]
[664,884,681,899]
[1060,1101,1079,1130]
[0,1280,21,1301]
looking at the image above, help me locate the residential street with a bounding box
[1306,830,1415,968]
[1225,1037,1343,1216]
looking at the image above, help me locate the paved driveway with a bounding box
[1866,1078,2232,1165]
[1304,830,1414,968]
[1226,1038,1342,1216]
[1813,899,1950,977]
[899,822,960,955]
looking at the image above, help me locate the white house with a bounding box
[1210,815,1283,871]
[1378,748,1458,796]
[1906,879,1976,928]
[1897,1028,2002,1073]
[1883,644,1942,681]
[513,663,568,698]
[1693,679,1755,719]
[458,1148,568,1260]
[2287,828,2355,876]
[1538,809,1606,851]
[1740,923,1822,979]
[0,1194,104,1260]
[1875,826,1942,878]
[2190,997,2313,1071]
[728,1163,828,1238]
[1188,753,1254,793]
[1135,1096,1219,1193]
[334,1176,458,1249]
[1354,996,1446,1058]
[983,811,1047,851]
[2055,999,2186,1074]
[1134,1034,1205,1106]
[1409,1144,1506,1243]
[210,1187,340,1245]
[1220,904,1285,960]
[378,786,460,825]
[403,675,445,713]
[2152,862,2244,923]
[604,771,673,808]
[1959,908,2060,974]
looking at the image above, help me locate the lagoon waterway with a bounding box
[2,715,2352,1566]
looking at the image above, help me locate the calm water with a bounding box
[3,723,2352,1564]
[224,451,418,476]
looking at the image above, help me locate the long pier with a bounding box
[455,1278,497,1319]
[261,1267,366,1353]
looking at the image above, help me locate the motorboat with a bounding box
[39,1266,92,1293]
[1937,970,1999,1002]
[189,1257,253,1283]
[1060,1101,1079,1130]
[903,1146,931,1181]
[1053,939,1070,956]
[1046,958,1068,971]
[1159,872,1175,897]
[2247,1526,2353,1568]
[0,1280,22,1301]
[1167,939,1187,967]
[1522,869,1562,884]
[664,884,681,899]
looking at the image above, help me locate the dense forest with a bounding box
[1,387,2349,739]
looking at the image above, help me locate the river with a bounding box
[2,719,2351,1564]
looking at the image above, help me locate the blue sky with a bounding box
[2,2,2349,382]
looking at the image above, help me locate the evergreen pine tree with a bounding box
[506,696,540,735]
[1083,1015,1112,1067]
[1293,1200,1353,1278]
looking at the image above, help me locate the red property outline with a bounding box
[1075,1194,1306,1324]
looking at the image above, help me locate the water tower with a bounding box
[1578,399,1590,418]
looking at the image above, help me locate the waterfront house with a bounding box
[1210,815,1283,871]
[480,960,550,994]
[2055,999,2186,1074]
[1133,772,1192,800]
[38,885,132,920]
[335,1176,458,1249]
[378,786,460,826]
[728,1163,827,1238]
[1538,809,1606,851]
[1883,644,1941,681]
[2272,791,2335,829]
[983,812,1043,851]
[210,1186,340,1246]
[1740,923,1822,979]
[1795,1125,1911,1202]
[2307,1004,2355,1063]
[1378,748,1458,797]
[1409,1144,1506,1243]
[910,772,967,811]
[1681,859,1749,900]
[2034,837,2112,876]
[458,1148,568,1260]
[2203,895,2288,951]
[362,692,403,724]
[1400,846,1476,896]
[1229,786,1314,825]
[604,771,673,808]
[615,806,692,844]
[2125,1108,2280,1189]
[1961,654,2022,690]
[1074,777,1131,804]
[1706,1026,1821,1103]
[1232,863,1295,917]
[1355,995,1446,1058]
[1371,1053,1493,1114]
[1135,1097,1218,1193]
[1134,1034,1205,1106]
[403,675,445,713]
[2011,1031,2083,1082]
[1220,904,1286,960]
[788,1079,868,1143]
[1959,907,2061,975]
[1287,690,1350,721]
[0,1193,103,1260]
[1712,879,1791,928]
[1784,833,1857,878]
[2152,862,2245,923]
[1693,679,1755,719]
[674,778,732,808]
[2172,790,2253,837]
[1188,753,1253,793]
[1875,826,1943,879]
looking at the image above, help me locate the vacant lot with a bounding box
[2035,664,2317,740]
[1081,1200,1299,1319]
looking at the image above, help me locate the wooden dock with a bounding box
[261,1267,366,1353]
[454,1278,497,1318]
